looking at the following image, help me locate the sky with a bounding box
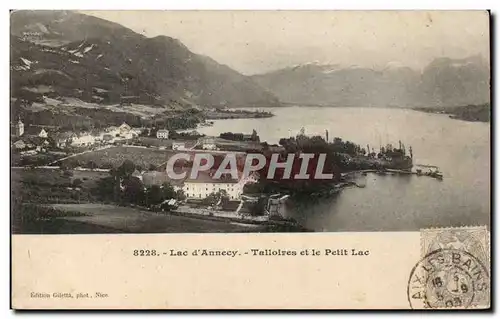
[83,10,490,75]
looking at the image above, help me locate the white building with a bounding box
[183,180,243,200]
[106,126,120,137]
[132,128,144,136]
[172,141,186,150]
[12,139,26,150]
[103,122,137,140]
[71,132,96,147]
[15,119,24,137]
[182,173,245,200]
[156,129,169,139]
[200,137,218,150]
[118,122,132,137]
[38,128,48,138]
[53,132,75,148]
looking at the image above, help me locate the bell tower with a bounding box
[16,117,24,137]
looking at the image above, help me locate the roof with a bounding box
[53,132,75,141]
[74,131,94,137]
[13,139,26,146]
[157,129,169,133]
[184,171,239,184]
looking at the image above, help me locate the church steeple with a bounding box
[16,117,24,137]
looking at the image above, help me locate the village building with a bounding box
[71,132,96,147]
[200,136,218,150]
[102,122,137,141]
[19,136,50,152]
[53,132,75,148]
[12,140,26,150]
[156,129,169,139]
[102,134,115,144]
[170,140,198,150]
[22,126,52,139]
[182,172,244,200]
[38,128,48,138]
[172,141,186,150]
[118,122,132,136]
[132,128,144,136]
[106,126,120,137]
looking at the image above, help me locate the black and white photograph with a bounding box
[10,10,490,235]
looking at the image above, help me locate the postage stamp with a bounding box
[407,226,490,309]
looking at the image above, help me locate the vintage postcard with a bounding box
[10,10,491,309]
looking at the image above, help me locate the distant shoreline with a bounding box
[204,109,274,120]
[412,104,490,123]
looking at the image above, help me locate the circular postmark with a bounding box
[407,248,490,309]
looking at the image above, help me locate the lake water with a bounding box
[197,107,491,231]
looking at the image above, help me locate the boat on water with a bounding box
[430,172,443,180]
[425,169,444,180]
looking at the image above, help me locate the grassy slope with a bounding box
[11,168,263,234]
[62,146,176,168]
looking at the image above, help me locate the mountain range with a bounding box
[10,10,490,114]
[10,10,281,109]
[251,56,490,108]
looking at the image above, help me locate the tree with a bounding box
[146,185,163,206]
[60,161,76,171]
[86,161,98,170]
[175,189,186,201]
[161,182,176,200]
[117,160,136,178]
[203,189,229,207]
[62,169,73,177]
[148,164,157,171]
[122,176,144,204]
[92,176,116,201]
[248,197,267,216]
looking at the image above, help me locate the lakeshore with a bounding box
[203,109,274,120]
[11,106,490,232]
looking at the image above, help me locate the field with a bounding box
[46,203,263,233]
[136,137,174,148]
[62,146,177,168]
[11,167,109,204]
